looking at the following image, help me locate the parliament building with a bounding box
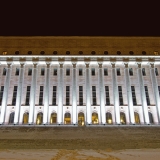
[0,36,160,126]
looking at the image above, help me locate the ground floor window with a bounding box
[78,112,85,126]
[149,112,154,124]
[120,112,126,124]
[9,112,15,124]
[23,112,29,124]
[36,112,43,125]
[134,112,140,124]
[64,113,71,124]
[106,112,112,124]
[92,112,99,124]
[50,113,57,124]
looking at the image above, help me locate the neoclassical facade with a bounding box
[0,36,160,126]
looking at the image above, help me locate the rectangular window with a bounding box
[66,68,70,76]
[79,68,83,76]
[0,86,4,105]
[15,68,19,76]
[131,86,137,105]
[118,86,123,105]
[41,68,45,76]
[129,68,133,76]
[2,68,6,76]
[117,68,121,76]
[105,86,110,105]
[155,68,158,76]
[144,86,150,105]
[52,86,57,105]
[66,86,70,105]
[28,68,32,76]
[104,68,108,76]
[142,68,146,76]
[39,86,43,105]
[12,86,18,105]
[158,86,160,96]
[91,68,95,76]
[53,69,57,75]
[25,86,31,105]
[79,86,83,105]
[92,86,96,105]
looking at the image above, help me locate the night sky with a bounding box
[0,2,159,36]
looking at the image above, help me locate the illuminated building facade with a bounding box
[0,36,160,126]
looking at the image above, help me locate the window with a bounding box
[79,86,83,105]
[144,86,150,105]
[91,68,95,76]
[66,86,70,105]
[142,68,146,76]
[79,68,83,76]
[104,68,108,76]
[0,86,4,105]
[117,68,121,76]
[28,68,32,76]
[53,69,57,76]
[39,86,43,105]
[41,68,45,76]
[131,86,137,105]
[12,86,18,105]
[105,86,110,105]
[158,86,160,96]
[155,68,158,76]
[15,68,19,76]
[129,68,133,76]
[118,86,123,105]
[52,86,56,105]
[25,86,31,105]
[92,86,96,105]
[66,68,70,76]
[2,68,6,76]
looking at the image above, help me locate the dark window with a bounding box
[142,68,146,76]
[28,68,32,76]
[158,86,160,96]
[118,86,123,105]
[53,69,57,75]
[2,68,6,76]
[129,68,133,76]
[9,112,15,124]
[25,86,31,105]
[117,68,121,76]
[155,68,158,76]
[15,68,19,76]
[92,86,96,105]
[52,86,57,105]
[79,68,83,76]
[144,86,150,105]
[105,86,110,105]
[104,68,108,76]
[0,86,4,105]
[12,86,18,105]
[39,86,43,105]
[91,68,95,76]
[131,86,137,105]
[79,86,83,105]
[66,68,70,76]
[41,68,45,76]
[66,86,70,105]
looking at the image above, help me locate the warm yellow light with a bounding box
[82,122,84,126]
[120,119,123,123]
[108,119,112,124]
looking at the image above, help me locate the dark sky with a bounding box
[0,1,160,36]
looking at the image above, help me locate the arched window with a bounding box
[134,112,140,124]
[50,113,57,124]
[9,112,15,124]
[148,112,154,124]
[23,112,29,124]
[78,112,85,126]
[36,112,43,125]
[120,112,126,124]
[64,112,71,124]
[106,112,112,124]
[92,112,99,124]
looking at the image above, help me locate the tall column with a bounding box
[57,63,63,124]
[29,63,38,124]
[85,63,91,124]
[124,63,135,124]
[14,63,25,124]
[137,63,149,124]
[0,63,12,124]
[43,63,50,124]
[149,63,160,123]
[98,63,105,124]
[72,63,77,124]
[111,63,120,124]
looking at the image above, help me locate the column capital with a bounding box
[59,63,63,68]
[72,63,77,68]
[33,63,38,68]
[149,63,154,68]
[98,63,103,68]
[137,63,142,68]
[124,63,129,68]
[85,63,90,68]
[7,63,12,68]
[20,63,25,68]
[46,62,51,68]
[111,63,115,68]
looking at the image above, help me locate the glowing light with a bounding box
[108,119,112,124]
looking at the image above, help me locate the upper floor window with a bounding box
[142,68,146,76]
[28,68,32,76]
[2,68,6,76]
[117,68,121,76]
[91,68,95,76]
[53,68,57,76]
[41,68,45,76]
[79,68,83,76]
[66,68,70,76]
[104,68,108,76]
[129,68,133,76]
[15,68,19,76]
[155,68,158,76]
